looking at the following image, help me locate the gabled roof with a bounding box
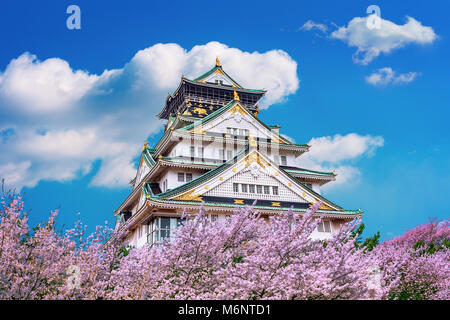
[176,99,301,146]
[142,147,156,167]
[143,146,346,212]
[192,63,243,88]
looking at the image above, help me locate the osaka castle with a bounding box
[113,58,362,247]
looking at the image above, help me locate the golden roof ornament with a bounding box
[248,136,257,147]
[216,56,221,67]
[142,141,149,152]
[233,91,240,101]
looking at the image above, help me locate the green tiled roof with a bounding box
[145,197,360,215]
[192,65,243,88]
[143,146,346,212]
[142,148,156,167]
[189,65,266,93]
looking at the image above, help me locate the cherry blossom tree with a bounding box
[0,191,448,300]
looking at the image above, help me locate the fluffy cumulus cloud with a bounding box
[0,42,299,190]
[365,67,420,86]
[295,133,384,188]
[300,20,328,33]
[330,15,437,65]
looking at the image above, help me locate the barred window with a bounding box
[274,155,280,165]
[256,185,262,194]
[241,184,248,193]
[178,172,184,182]
[233,183,239,192]
[318,221,331,233]
[186,173,193,182]
[249,184,255,193]
[264,185,270,194]
[147,217,181,246]
[281,156,287,166]
[272,186,279,195]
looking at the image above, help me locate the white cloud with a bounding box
[0,53,101,112]
[365,67,420,86]
[330,15,437,65]
[295,133,384,188]
[300,20,328,33]
[0,42,299,190]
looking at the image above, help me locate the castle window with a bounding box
[281,156,287,166]
[241,184,248,193]
[249,185,255,193]
[233,183,239,192]
[186,173,193,182]
[272,186,279,195]
[147,217,180,246]
[264,185,270,194]
[256,185,263,194]
[190,146,195,157]
[178,172,185,182]
[274,155,280,165]
[318,221,331,233]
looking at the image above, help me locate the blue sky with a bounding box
[0,0,448,240]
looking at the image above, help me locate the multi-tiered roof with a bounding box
[114,59,361,240]
[158,57,265,120]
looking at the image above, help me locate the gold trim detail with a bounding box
[242,151,271,169]
[271,202,281,207]
[230,103,246,116]
[233,91,240,101]
[172,190,203,202]
[234,199,244,204]
[193,107,208,116]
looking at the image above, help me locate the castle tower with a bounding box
[113,58,362,247]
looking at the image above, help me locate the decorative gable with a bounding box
[202,69,236,87]
[204,163,308,203]
[165,149,340,211]
[188,101,288,144]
